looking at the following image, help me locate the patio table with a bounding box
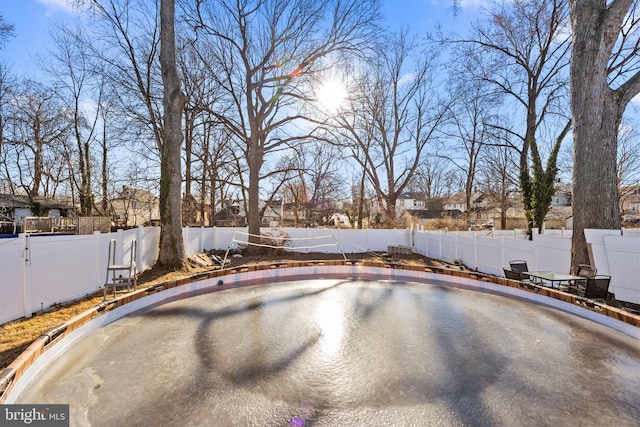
[525,271,586,290]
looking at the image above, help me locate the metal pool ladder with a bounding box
[104,239,137,301]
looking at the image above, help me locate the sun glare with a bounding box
[315,78,348,114]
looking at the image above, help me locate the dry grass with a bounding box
[0,294,105,370]
[0,251,440,370]
[0,265,211,370]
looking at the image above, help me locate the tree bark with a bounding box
[157,0,185,269]
[247,137,263,252]
[569,0,627,271]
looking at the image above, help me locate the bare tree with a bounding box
[411,155,458,200]
[452,0,571,235]
[4,80,73,200]
[0,13,14,50]
[440,78,498,225]
[305,143,345,225]
[95,87,119,216]
[478,142,519,230]
[0,64,14,186]
[43,24,106,215]
[157,0,186,268]
[334,31,447,225]
[88,0,164,158]
[183,0,380,250]
[279,142,345,226]
[177,37,231,226]
[569,1,640,269]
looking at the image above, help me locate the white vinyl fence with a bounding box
[0,226,410,325]
[2,225,639,326]
[414,228,640,306]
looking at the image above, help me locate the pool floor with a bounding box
[16,279,640,426]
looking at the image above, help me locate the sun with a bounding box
[315,78,348,114]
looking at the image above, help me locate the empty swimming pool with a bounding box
[14,279,640,426]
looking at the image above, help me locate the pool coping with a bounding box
[2,259,639,403]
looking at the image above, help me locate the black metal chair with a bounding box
[509,260,529,274]
[566,264,597,294]
[503,267,523,281]
[576,264,597,278]
[581,275,611,300]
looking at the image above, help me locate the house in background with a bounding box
[620,185,640,223]
[214,204,244,227]
[182,194,213,226]
[395,192,427,217]
[442,191,490,213]
[0,194,75,232]
[110,186,160,227]
[552,185,572,207]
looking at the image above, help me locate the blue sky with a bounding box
[0,0,481,76]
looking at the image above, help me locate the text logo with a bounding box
[1,405,69,426]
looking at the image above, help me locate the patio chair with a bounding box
[580,275,611,300]
[576,264,597,278]
[509,260,529,274]
[566,264,597,294]
[503,267,536,287]
[503,267,523,281]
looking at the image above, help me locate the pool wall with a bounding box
[1,260,639,403]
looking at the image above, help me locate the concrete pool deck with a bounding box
[1,260,640,425]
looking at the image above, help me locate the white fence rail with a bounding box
[0,226,410,325]
[2,225,639,326]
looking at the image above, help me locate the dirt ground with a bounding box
[0,250,445,370]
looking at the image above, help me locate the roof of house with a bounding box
[0,194,73,210]
[399,192,428,200]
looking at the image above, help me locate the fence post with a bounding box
[94,231,102,289]
[533,229,539,270]
[454,233,459,262]
[410,226,414,251]
[115,229,124,264]
[136,226,144,271]
[184,226,190,256]
[20,233,32,319]
[473,232,478,270]
[500,236,504,271]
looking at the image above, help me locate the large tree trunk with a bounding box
[157,0,186,269]
[247,137,263,253]
[569,0,624,272]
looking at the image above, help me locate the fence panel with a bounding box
[419,231,443,259]
[474,237,503,275]
[500,238,535,270]
[23,217,53,233]
[456,235,475,267]
[0,237,25,324]
[439,234,457,263]
[137,227,160,271]
[534,234,571,273]
[77,217,110,234]
[183,227,202,256]
[27,234,101,316]
[585,229,621,278]
[603,235,640,303]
